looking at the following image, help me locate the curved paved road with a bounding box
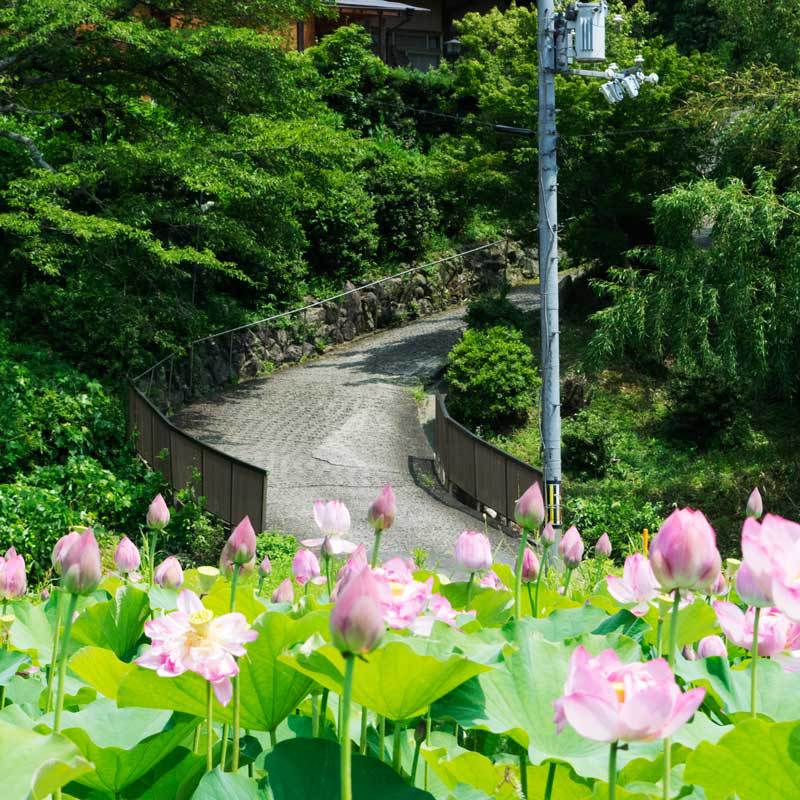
[174,284,540,570]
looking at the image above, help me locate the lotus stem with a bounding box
[45,587,64,714]
[534,550,546,618]
[519,751,528,798]
[312,693,320,738]
[53,592,79,800]
[340,655,356,800]
[206,681,214,773]
[563,567,573,596]
[370,532,383,569]
[424,713,431,791]
[608,741,618,800]
[514,530,527,618]
[392,721,403,774]
[751,606,761,718]
[410,734,422,785]
[320,688,329,730]
[326,555,333,597]
[466,572,475,606]
[378,715,386,762]
[230,564,241,772]
[360,705,368,754]
[544,762,556,800]
[663,589,681,800]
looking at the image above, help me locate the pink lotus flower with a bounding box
[147,494,170,530]
[559,526,584,569]
[154,556,183,590]
[0,547,26,600]
[682,644,697,661]
[514,482,545,531]
[741,514,800,621]
[649,508,721,592]
[219,542,255,579]
[410,593,476,636]
[697,635,727,659]
[368,485,397,532]
[136,589,257,705]
[271,578,294,604]
[381,575,431,629]
[746,488,763,520]
[330,566,386,655]
[302,500,356,555]
[595,533,612,558]
[606,554,661,617]
[381,556,415,583]
[714,602,796,657]
[59,529,102,596]
[522,548,540,582]
[226,517,257,565]
[454,530,492,573]
[332,545,369,600]
[52,531,81,575]
[554,645,705,743]
[479,570,508,590]
[114,536,140,575]
[258,556,271,577]
[542,523,556,545]
[709,572,727,596]
[736,561,773,608]
[292,549,325,586]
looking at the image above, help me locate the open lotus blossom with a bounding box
[606,554,661,617]
[559,526,584,569]
[368,484,397,532]
[332,545,369,600]
[554,645,705,743]
[479,570,508,590]
[649,508,722,592]
[736,560,773,608]
[114,536,140,575]
[455,530,492,573]
[381,575,432,629]
[713,602,800,658]
[741,513,800,621]
[0,547,26,600]
[381,556,415,583]
[154,556,184,590]
[136,589,258,705]
[146,494,171,530]
[697,635,727,659]
[410,593,475,635]
[514,482,545,531]
[709,571,727,596]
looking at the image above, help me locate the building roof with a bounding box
[336,0,430,12]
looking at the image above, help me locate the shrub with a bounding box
[562,409,617,477]
[446,326,539,430]
[465,292,529,334]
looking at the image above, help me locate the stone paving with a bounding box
[174,284,541,571]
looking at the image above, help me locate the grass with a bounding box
[487,306,800,558]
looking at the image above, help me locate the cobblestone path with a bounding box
[174,284,541,569]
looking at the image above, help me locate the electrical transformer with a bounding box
[570,2,607,62]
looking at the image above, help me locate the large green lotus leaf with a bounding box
[122,746,206,800]
[439,582,514,627]
[71,586,150,661]
[684,718,800,800]
[641,600,718,650]
[282,639,491,721]
[522,606,609,642]
[191,767,266,799]
[69,646,136,699]
[116,611,327,730]
[678,654,800,721]
[264,737,434,799]
[9,600,56,664]
[148,585,179,612]
[525,763,592,799]
[432,621,717,781]
[38,698,198,794]
[592,610,651,643]
[0,649,30,685]
[203,576,269,623]
[416,623,509,664]
[421,748,521,799]
[0,718,92,799]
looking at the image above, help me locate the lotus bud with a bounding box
[271,578,294,604]
[368,484,397,532]
[322,536,336,559]
[40,588,50,602]
[454,530,493,573]
[559,526,584,569]
[52,531,80,575]
[154,556,183,590]
[0,547,27,600]
[414,718,427,744]
[746,488,763,520]
[226,516,257,565]
[59,529,102,596]
[114,536,141,575]
[542,523,556,544]
[292,549,321,586]
[521,547,540,582]
[329,566,386,655]
[258,555,272,578]
[514,482,545,531]
[197,566,219,594]
[146,494,170,530]
[682,644,697,661]
[595,533,612,558]
[649,508,722,592]
[735,560,773,608]
[709,571,727,597]
[697,635,727,659]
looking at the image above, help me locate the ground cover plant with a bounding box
[0,481,798,799]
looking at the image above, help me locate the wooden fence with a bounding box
[434,394,542,524]
[127,386,268,530]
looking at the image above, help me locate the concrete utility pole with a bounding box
[537,0,563,534]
